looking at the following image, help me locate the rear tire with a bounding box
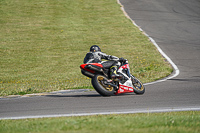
[92,74,115,96]
[131,76,145,94]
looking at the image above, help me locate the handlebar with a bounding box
[118,58,127,63]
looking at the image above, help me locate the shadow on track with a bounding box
[45,94,101,98]
[45,93,136,98]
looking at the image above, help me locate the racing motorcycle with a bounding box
[80,59,145,96]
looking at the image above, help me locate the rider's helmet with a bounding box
[90,45,101,52]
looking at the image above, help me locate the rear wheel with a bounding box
[131,76,145,94]
[92,74,115,96]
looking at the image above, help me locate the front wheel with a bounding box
[92,74,115,96]
[131,76,145,94]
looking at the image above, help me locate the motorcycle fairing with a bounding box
[115,80,134,94]
[116,84,134,94]
[115,63,134,94]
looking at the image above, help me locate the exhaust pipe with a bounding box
[81,70,94,78]
[85,65,103,73]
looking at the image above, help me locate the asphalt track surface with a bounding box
[0,0,200,119]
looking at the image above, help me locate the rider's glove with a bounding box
[119,57,127,63]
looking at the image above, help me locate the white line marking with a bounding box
[1,107,200,120]
[117,0,180,85]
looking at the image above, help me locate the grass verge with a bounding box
[0,0,173,96]
[0,111,199,133]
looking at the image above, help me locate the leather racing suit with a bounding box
[84,51,119,64]
[83,51,120,78]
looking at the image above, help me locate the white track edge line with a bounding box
[1,107,200,120]
[117,0,180,85]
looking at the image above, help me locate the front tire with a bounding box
[131,76,145,94]
[92,74,115,96]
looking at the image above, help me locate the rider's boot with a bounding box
[110,66,122,80]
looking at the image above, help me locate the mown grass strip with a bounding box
[0,111,199,133]
[0,0,173,96]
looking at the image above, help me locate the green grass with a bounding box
[0,111,199,133]
[0,0,173,96]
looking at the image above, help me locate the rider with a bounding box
[83,45,125,79]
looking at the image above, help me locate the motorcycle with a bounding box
[80,59,145,96]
